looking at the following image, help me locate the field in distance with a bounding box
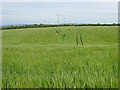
[2,26,118,88]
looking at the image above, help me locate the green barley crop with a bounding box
[2,26,118,88]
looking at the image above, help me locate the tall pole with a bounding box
[57,15,60,31]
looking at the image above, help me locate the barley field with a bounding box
[2,26,118,88]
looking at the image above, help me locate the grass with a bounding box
[2,26,118,88]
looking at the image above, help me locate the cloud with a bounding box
[3,0,119,2]
[2,2,118,25]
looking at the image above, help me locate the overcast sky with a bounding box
[2,2,118,26]
[2,0,119,2]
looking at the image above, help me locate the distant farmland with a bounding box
[2,26,118,88]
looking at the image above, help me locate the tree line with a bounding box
[1,23,119,30]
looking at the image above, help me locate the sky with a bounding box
[2,2,118,26]
[2,0,119,2]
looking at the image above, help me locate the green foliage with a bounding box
[2,26,118,88]
[1,23,118,30]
